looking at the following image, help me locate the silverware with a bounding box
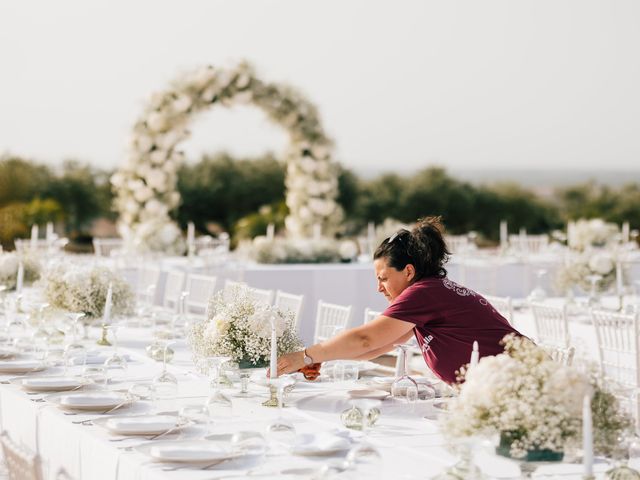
[161,462,221,472]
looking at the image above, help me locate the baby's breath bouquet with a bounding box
[0,252,41,290]
[442,334,631,459]
[43,263,134,318]
[555,250,617,294]
[187,284,303,368]
[248,236,343,264]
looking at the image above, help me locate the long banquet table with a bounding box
[0,304,619,479]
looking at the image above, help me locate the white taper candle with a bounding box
[16,260,24,294]
[103,282,113,324]
[583,393,593,477]
[270,314,278,380]
[470,341,479,368]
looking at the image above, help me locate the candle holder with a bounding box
[96,324,112,346]
[262,384,279,407]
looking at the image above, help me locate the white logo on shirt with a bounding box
[421,334,434,353]
[442,278,476,297]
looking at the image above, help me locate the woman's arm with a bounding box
[276,316,414,375]
[353,330,415,360]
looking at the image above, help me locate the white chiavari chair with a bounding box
[313,300,352,344]
[274,290,304,328]
[530,302,570,349]
[92,238,124,257]
[136,266,161,306]
[185,274,217,316]
[508,234,549,254]
[483,294,514,324]
[163,270,186,312]
[445,235,470,254]
[363,307,382,324]
[591,309,640,429]
[543,345,576,367]
[0,431,42,480]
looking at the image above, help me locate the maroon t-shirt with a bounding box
[382,277,520,384]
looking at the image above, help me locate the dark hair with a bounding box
[373,216,451,281]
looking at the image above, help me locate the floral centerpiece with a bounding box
[187,284,302,368]
[247,236,357,264]
[0,252,41,290]
[442,334,631,459]
[555,250,618,294]
[42,264,134,318]
[569,218,619,251]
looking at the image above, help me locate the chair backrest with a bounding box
[591,310,640,389]
[483,294,514,324]
[508,234,549,254]
[274,290,304,327]
[1,431,42,480]
[314,300,352,343]
[543,345,576,367]
[530,302,569,348]
[363,307,382,324]
[163,270,186,311]
[92,238,124,257]
[248,287,274,306]
[55,468,76,480]
[136,266,161,303]
[185,274,217,316]
[445,235,470,254]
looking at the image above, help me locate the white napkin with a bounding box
[0,360,42,370]
[150,442,228,461]
[291,432,350,455]
[72,352,131,365]
[106,415,176,433]
[60,392,124,406]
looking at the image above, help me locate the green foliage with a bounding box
[234,202,288,241]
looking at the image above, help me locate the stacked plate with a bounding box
[290,432,351,456]
[136,440,242,465]
[0,359,46,374]
[10,376,91,393]
[94,414,189,436]
[46,391,135,412]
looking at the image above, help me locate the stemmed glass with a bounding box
[265,374,297,454]
[153,340,177,384]
[103,322,127,380]
[528,269,548,302]
[391,344,422,401]
[586,274,603,307]
[205,356,233,420]
[64,312,86,349]
[345,399,382,472]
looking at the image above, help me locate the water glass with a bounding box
[152,381,178,413]
[342,363,360,382]
[179,404,211,437]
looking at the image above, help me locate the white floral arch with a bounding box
[111,61,343,254]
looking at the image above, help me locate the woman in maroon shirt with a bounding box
[276,217,521,384]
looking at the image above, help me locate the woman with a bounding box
[276,217,521,384]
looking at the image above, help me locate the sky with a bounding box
[1,0,640,176]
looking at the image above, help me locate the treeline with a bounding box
[1,152,639,249]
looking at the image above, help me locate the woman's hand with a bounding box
[276,351,305,376]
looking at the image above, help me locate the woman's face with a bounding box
[374,257,415,302]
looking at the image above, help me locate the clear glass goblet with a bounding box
[265,375,297,454]
[153,340,177,385]
[345,398,382,473]
[391,344,420,400]
[586,274,603,307]
[205,356,233,420]
[528,269,548,302]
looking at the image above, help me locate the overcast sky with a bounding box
[1,0,639,174]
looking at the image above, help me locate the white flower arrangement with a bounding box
[112,61,343,253]
[42,264,134,318]
[0,252,41,290]
[442,334,631,458]
[246,236,354,264]
[555,250,617,293]
[569,218,619,251]
[187,284,302,368]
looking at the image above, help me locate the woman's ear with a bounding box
[405,264,416,283]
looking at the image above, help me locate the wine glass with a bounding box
[178,404,210,438]
[265,374,297,454]
[345,398,382,472]
[391,344,420,401]
[103,323,127,381]
[64,312,86,350]
[153,340,177,384]
[528,269,548,302]
[586,274,603,307]
[205,356,233,420]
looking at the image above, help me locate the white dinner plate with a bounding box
[0,360,46,374]
[10,375,91,392]
[347,388,389,400]
[290,432,351,456]
[46,391,134,412]
[136,440,242,464]
[94,414,188,435]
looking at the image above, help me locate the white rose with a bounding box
[136,134,153,153]
[149,149,167,165]
[125,199,139,215]
[235,72,251,89]
[201,86,218,103]
[158,130,183,151]
[233,91,252,105]
[111,172,125,188]
[144,199,165,215]
[339,240,358,260]
[192,67,216,90]
[159,222,179,245]
[147,111,169,133]
[145,170,167,192]
[588,253,614,275]
[172,94,192,113]
[133,186,153,203]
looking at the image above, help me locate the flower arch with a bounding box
[111,62,343,253]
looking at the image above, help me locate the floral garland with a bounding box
[245,236,358,264]
[112,61,343,253]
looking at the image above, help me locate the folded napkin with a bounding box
[0,360,42,369]
[71,352,131,366]
[22,377,79,388]
[60,392,124,406]
[150,443,228,461]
